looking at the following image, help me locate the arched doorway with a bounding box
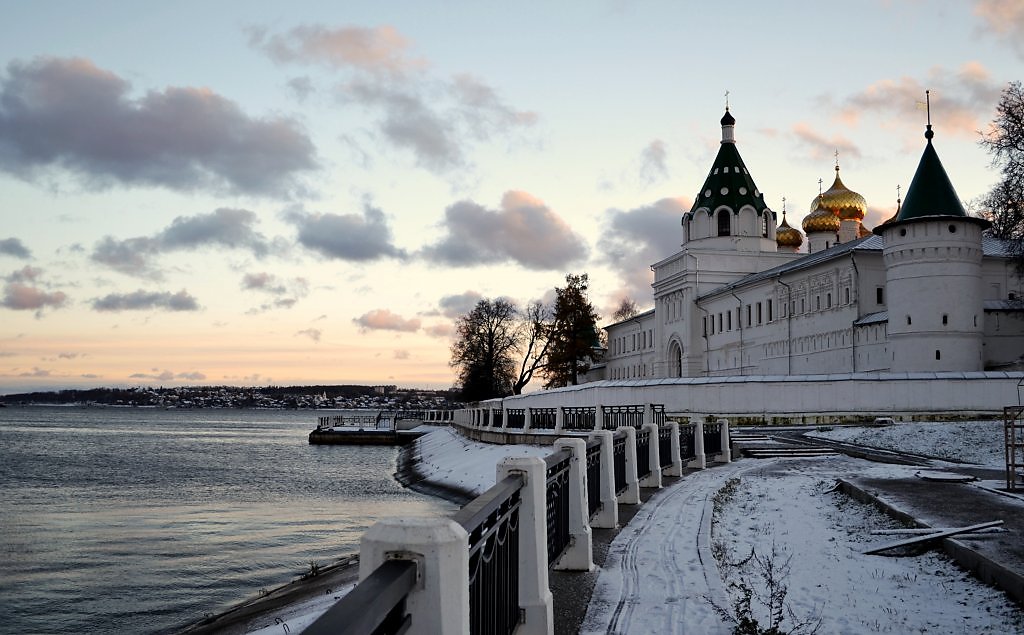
[668,340,683,377]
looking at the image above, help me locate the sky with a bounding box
[1,0,1022,393]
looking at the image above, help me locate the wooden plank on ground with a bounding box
[864,520,1004,555]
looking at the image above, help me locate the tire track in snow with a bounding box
[587,460,772,634]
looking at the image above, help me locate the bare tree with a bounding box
[512,300,552,394]
[612,297,639,322]
[980,81,1024,268]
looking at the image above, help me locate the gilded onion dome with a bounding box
[802,195,841,233]
[776,211,803,248]
[820,166,867,221]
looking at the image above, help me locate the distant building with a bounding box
[597,109,1024,381]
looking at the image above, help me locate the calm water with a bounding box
[0,406,453,634]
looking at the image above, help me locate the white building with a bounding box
[599,109,1024,382]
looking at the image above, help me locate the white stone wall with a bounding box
[482,373,1024,421]
[883,219,985,372]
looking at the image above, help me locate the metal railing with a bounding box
[585,438,602,519]
[506,408,526,429]
[563,406,596,430]
[635,427,652,480]
[658,425,674,469]
[679,423,697,461]
[302,559,417,635]
[453,474,525,635]
[544,449,573,564]
[703,421,723,455]
[603,404,644,429]
[530,407,557,430]
[652,404,666,427]
[613,430,628,494]
[492,409,503,428]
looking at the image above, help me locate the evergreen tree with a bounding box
[544,273,601,388]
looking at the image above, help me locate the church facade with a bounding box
[600,110,1024,382]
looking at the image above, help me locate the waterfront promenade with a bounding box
[185,420,1024,634]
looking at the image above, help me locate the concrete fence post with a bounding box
[665,421,683,476]
[717,418,731,464]
[555,407,565,431]
[501,403,509,429]
[497,456,553,635]
[639,422,662,488]
[524,408,534,431]
[617,426,641,504]
[645,402,655,426]
[688,416,707,469]
[552,438,594,571]
[359,517,470,635]
[594,404,605,431]
[587,430,618,528]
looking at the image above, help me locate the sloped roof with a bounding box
[698,234,1016,302]
[698,235,882,300]
[687,112,770,217]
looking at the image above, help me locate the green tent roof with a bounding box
[875,127,990,234]
[687,113,770,217]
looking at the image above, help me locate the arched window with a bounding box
[717,210,731,236]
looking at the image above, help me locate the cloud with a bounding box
[91,289,200,312]
[835,63,1002,138]
[251,24,534,176]
[597,197,689,300]
[287,76,315,101]
[0,237,31,259]
[438,290,483,318]
[1,267,68,314]
[342,75,537,173]
[354,308,420,332]
[91,208,275,278]
[58,352,80,359]
[974,0,1024,58]
[791,122,862,163]
[287,201,405,261]
[296,327,321,342]
[19,367,51,377]
[248,24,424,76]
[242,272,308,312]
[639,139,668,185]
[422,191,588,270]
[0,56,317,195]
[424,323,454,338]
[393,349,410,360]
[129,369,206,381]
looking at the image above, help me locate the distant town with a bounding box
[0,384,464,411]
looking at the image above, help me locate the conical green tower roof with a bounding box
[687,110,770,216]
[875,124,990,233]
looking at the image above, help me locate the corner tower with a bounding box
[681,109,778,252]
[875,103,991,372]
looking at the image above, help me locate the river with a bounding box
[0,406,453,634]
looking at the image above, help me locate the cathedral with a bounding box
[597,108,1024,381]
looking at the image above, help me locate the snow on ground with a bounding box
[412,426,552,495]
[808,420,1005,467]
[710,456,1023,635]
[255,428,1024,634]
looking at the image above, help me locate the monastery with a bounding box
[596,108,1024,382]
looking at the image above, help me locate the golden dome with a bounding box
[802,195,841,233]
[820,167,867,221]
[776,214,803,248]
